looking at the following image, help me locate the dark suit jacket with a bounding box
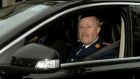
[67,38,118,62]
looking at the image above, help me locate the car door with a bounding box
[23,2,137,79]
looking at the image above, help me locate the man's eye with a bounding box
[79,26,83,29]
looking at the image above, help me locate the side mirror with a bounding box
[11,43,60,70]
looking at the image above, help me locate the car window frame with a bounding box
[1,2,140,66]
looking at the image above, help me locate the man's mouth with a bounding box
[81,34,89,37]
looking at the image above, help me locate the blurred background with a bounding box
[1,0,26,8]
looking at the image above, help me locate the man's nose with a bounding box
[82,27,88,33]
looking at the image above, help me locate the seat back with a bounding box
[99,22,120,43]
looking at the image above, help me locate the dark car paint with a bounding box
[0,0,140,79]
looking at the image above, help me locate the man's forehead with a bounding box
[80,16,98,23]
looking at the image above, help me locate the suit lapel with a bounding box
[76,39,103,58]
[77,43,97,57]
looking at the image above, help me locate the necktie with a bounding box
[76,46,85,55]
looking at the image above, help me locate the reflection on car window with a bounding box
[0,2,35,19]
[0,0,59,20]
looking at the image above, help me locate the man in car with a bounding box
[67,15,118,62]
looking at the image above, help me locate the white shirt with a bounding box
[76,38,99,55]
[84,38,99,48]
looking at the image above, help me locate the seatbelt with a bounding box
[82,40,120,61]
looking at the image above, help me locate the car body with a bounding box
[0,0,140,79]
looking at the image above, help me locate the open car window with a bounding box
[24,5,123,63]
[0,3,126,68]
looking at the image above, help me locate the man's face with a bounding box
[79,16,101,45]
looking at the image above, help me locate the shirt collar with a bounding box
[84,38,99,48]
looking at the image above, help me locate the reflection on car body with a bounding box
[0,0,140,79]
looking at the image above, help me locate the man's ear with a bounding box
[97,27,101,34]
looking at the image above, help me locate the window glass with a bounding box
[131,5,140,56]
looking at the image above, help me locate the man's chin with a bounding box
[82,42,90,45]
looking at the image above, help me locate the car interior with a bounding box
[24,6,122,63]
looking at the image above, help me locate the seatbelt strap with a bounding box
[82,40,120,61]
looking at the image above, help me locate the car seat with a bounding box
[99,22,120,44]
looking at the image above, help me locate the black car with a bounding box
[0,0,140,79]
